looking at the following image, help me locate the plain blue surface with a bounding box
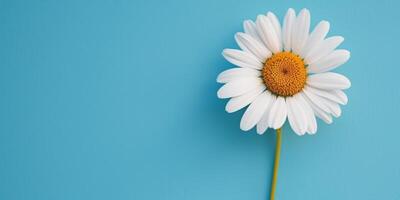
[1,0,399,199]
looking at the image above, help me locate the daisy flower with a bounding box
[217,8,351,136]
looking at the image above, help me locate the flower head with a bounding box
[217,8,351,135]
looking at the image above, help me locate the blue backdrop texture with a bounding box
[1,0,399,199]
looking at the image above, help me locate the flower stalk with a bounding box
[269,128,282,200]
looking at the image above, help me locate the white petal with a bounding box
[256,15,281,53]
[307,50,350,73]
[332,90,348,105]
[300,21,330,58]
[217,77,263,99]
[296,93,317,134]
[282,8,296,51]
[307,72,351,90]
[235,33,272,62]
[321,98,341,118]
[267,96,288,129]
[222,49,263,69]
[325,99,341,117]
[243,20,263,43]
[256,95,276,134]
[267,12,282,45]
[240,91,273,131]
[292,8,310,54]
[301,93,333,124]
[303,88,341,117]
[304,86,347,105]
[225,84,266,113]
[303,88,331,113]
[305,36,344,64]
[217,68,260,83]
[286,96,307,135]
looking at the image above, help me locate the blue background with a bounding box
[1,0,399,199]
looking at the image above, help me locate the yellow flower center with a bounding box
[262,52,307,97]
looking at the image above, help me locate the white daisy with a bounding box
[217,8,351,136]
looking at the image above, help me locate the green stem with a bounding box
[269,128,282,200]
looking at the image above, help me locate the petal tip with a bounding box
[240,123,252,132]
[225,104,237,113]
[287,8,295,13]
[217,87,226,99]
[256,129,265,135]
